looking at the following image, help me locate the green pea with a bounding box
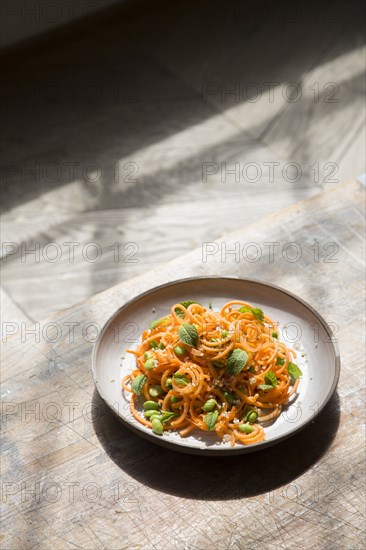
[143,410,158,418]
[165,377,172,387]
[213,360,225,368]
[247,411,258,423]
[221,330,228,338]
[151,418,164,435]
[238,423,254,434]
[149,340,158,349]
[243,408,254,421]
[150,414,163,422]
[143,400,159,411]
[144,351,152,360]
[170,396,181,403]
[174,346,187,356]
[149,385,162,397]
[202,398,217,412]
[223,391,235,405]
[158,343,165,349]
[144,359,157,370]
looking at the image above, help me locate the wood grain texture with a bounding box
[1,134,318,318]
[0,287,33,340]
[263,31,366,183]
[1,180,365,549]
[153,0,361,140]
[1,0,365,323]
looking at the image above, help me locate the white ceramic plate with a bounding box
[92,277,340,455]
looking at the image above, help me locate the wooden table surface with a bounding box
[1,180,365,550]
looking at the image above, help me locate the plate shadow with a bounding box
[92,388,340,500]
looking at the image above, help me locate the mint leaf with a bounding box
[178,322,199,347]
[276,357,285,366]
[208,302,213,310]
[238,306,264,322]
[226,348,249,376]
[161,411,179,423]
[258,384,274,391]
[205,410,219,431]
[131,374,147,395]
[264,370,278,387]
[287,362,302,380]
[258,370,278,391]
[174,301,199,319]
[181,300,199,309]
[150,317,168,329]
[172,373,190,386]
[251,308,264,322]
[239,306,252,315]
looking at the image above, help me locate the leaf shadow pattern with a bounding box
[92,388,340,500]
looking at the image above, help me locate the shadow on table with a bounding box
[92,388,340,500]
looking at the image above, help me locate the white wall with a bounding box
[0,0,123,48]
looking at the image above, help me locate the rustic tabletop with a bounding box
[1,179,365,549]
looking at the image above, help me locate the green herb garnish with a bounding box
[287,362,302,380]
[226,348,249,376]
[205,410,219,431]
[238,306,264,322]
[172,373,190,386]
[160,411,179,423]
[131,374,147,395]
[178,322,199,347]
[174,301,200,319]
[258,370,278,391]
[149,317,169,329]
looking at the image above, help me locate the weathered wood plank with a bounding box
[0,287,33,341]
[1,130,317,319]
[263,32,366,183]
[1,180,365,549]
[153,0,362,142]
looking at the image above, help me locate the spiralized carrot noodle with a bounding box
[122,300,302,447]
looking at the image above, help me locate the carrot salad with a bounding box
[122,300,302,446]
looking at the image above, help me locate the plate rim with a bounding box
[91,276,341,456]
